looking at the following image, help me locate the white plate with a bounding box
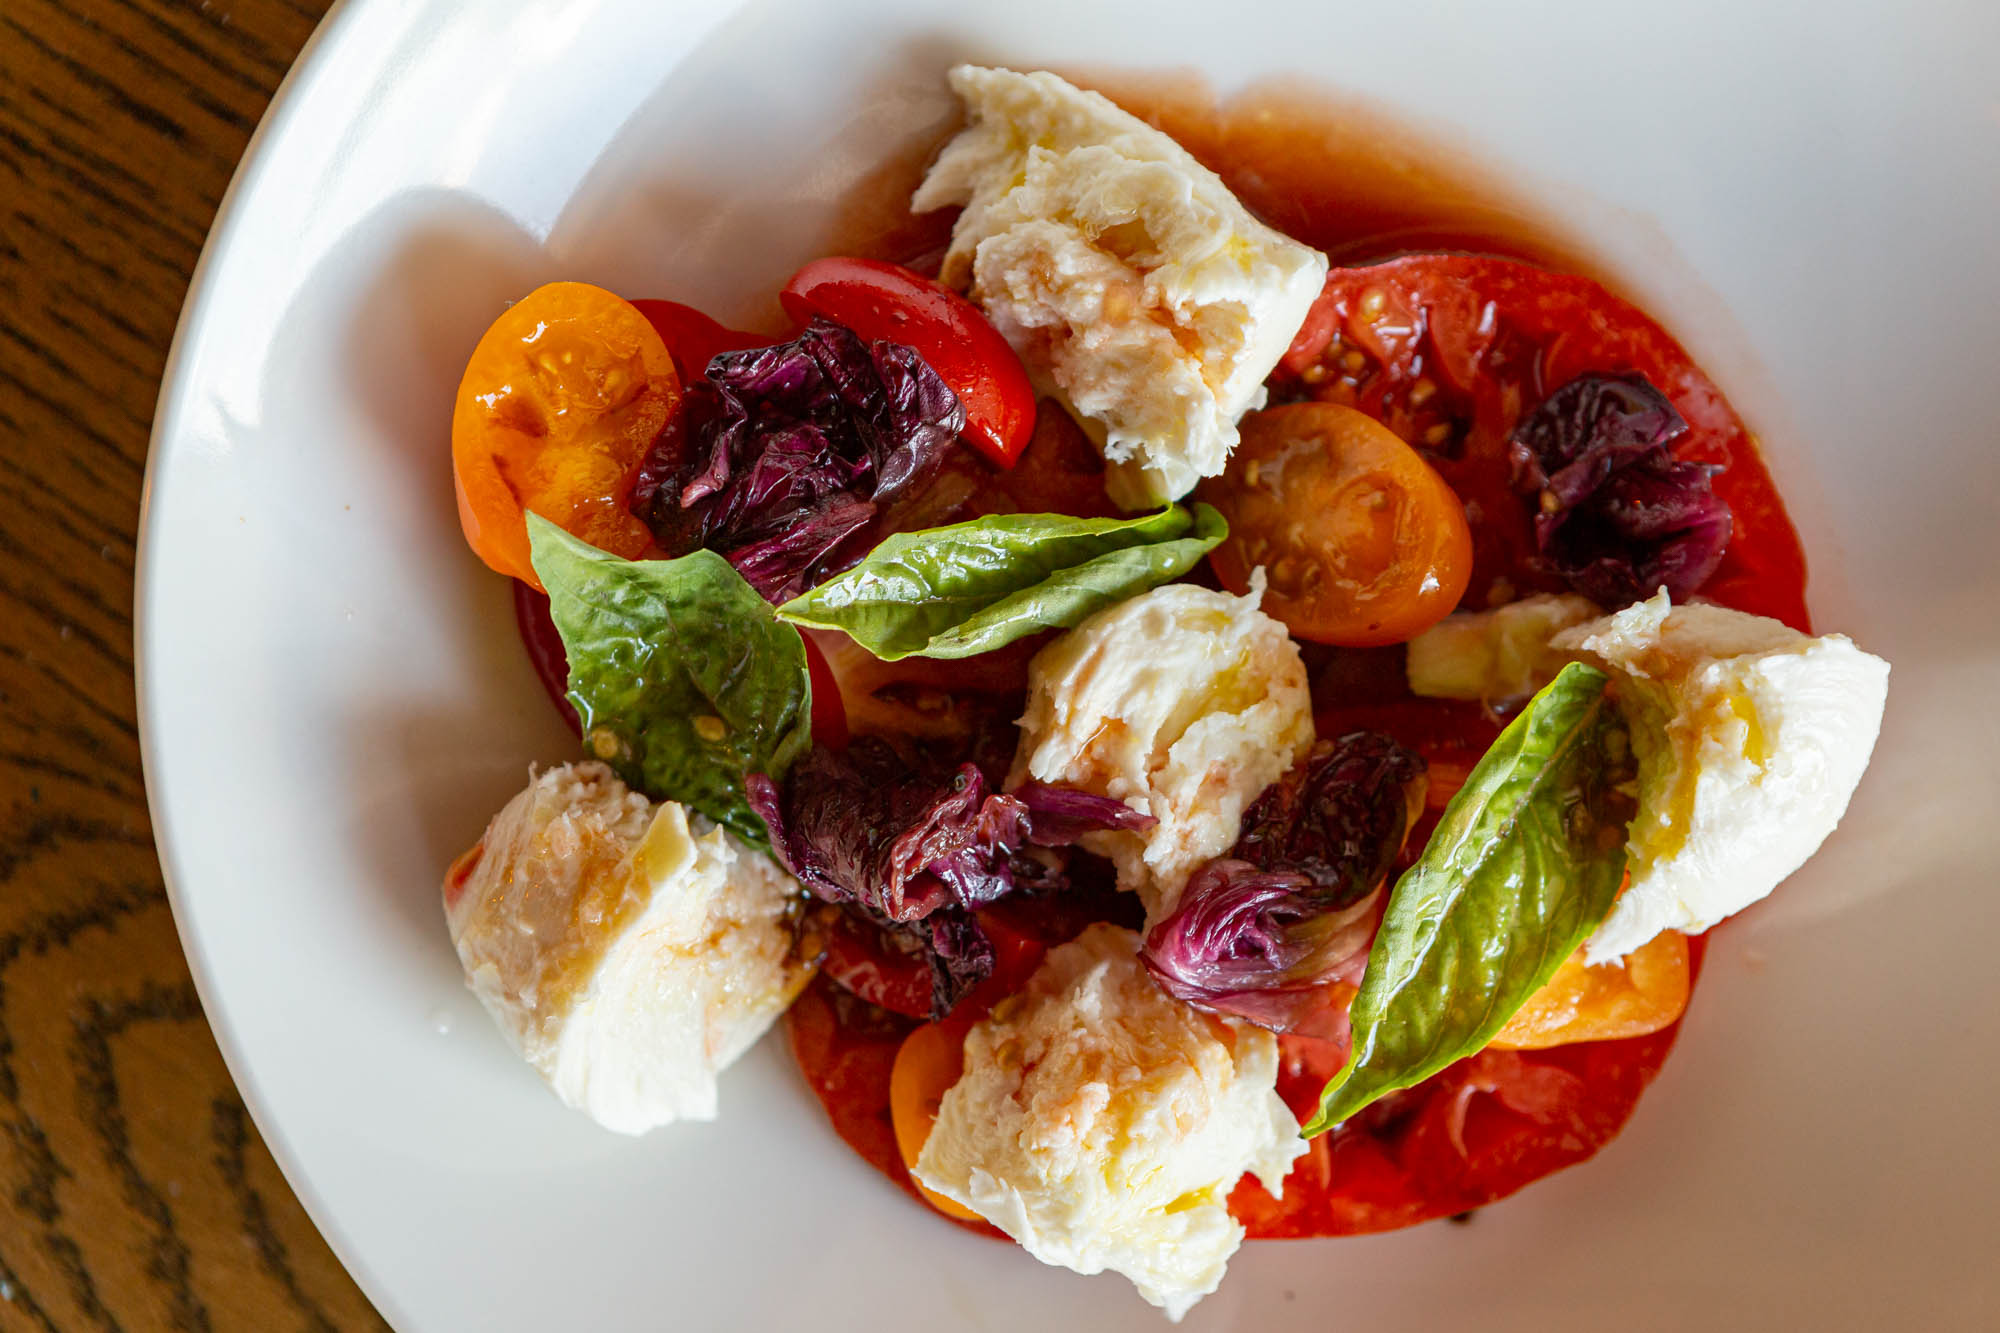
[138,1,2000,1328]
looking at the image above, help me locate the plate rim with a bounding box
[130,0,414,1325]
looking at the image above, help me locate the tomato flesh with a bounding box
[1201,403,1473,645]
[780,257,1035,467]
[1277,255,1810,630]
[452,282,679,588]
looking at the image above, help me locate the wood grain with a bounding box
[0,1,387,1328]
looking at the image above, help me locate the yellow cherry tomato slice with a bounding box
[1200,402,1472,646]
[888,1020,984,1223]
[1490,930,1691,1051]
[451,282,678,587]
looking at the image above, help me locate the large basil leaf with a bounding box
[1302,662,1633,1135]
[527,514,811,847]
[773,504,1227,660]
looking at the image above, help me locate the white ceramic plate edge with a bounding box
[133,3,413,1325]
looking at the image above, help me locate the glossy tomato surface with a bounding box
[451,282,678,587]
[1202,402,1473,645]
[780,257,1035,466]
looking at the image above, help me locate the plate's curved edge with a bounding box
[132,2,416,1327]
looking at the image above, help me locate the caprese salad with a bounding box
[439,66,1888,1320]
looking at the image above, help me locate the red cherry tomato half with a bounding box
[779,257,1035,467]
[628,298,770,382]
[512,580,581,737]
[799,631,849,751]
[819,911,935,1020]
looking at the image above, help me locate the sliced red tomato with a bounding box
[628,298,770,382]
[818,909,933,1020]
[779,257,1035,467]
[452,282,679,588]
[1279,255,1810,631]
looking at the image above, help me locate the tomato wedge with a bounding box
[628,298,770,382]
[452,282,678,588]
[780,257,1035,467]
[1278,255,1810,630]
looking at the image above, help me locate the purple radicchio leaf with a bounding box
[1235,732,1429,909]
[1143,860,1382,1035]
[745,736,1020,922]
[1011,780,1159,847]
[627,319,966,603]
[1507,372,1733,607]
[748,738,1150,1017]
[1141,732,1427,1034]
[912,906,996,1019]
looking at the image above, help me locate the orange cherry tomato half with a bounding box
[452,282,679,588]
[1489,929,1691,1051]
[627,297,770,382]
[779,257,1035,467]
[889,1021,985,1223]
[1200,402,1472,646]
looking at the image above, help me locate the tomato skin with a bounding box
[452,282,679,588]
[511,581,581,736]
[1201,403,1473,646]
[818,911,934,1020]
[1278,255,1809,630]
[798,631,850,751]
[779,257,1035,467]
[627,298,769,381]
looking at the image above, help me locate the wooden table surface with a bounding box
[0,2,387,1328]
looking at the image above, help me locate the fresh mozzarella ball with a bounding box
[1405,593,1603,705]
[1009,579,1314,917]
[914,924,1307,1321]
[443,762,814,1134]
[1551,593,1890,962]
[914,65,1327,509]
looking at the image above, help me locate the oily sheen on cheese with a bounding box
[914,924,1307,1322]
[913,65,1328,510]
[1009,579,1314,919]
[443,763,813,1134]
[1552,594,1890,962]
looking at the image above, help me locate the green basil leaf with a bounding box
[774,504,1227,660]
[526,514,811,847]
[1302,662,1634,1136]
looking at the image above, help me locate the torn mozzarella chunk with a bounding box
[1405,593,1603,705]
[443,762,813,1133]
[914,924,1306,1321]
[914,65,1327,509]
[1551,593,1890,962]
[1009,578,1314,917]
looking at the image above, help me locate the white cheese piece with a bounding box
[1406,593,1603,705]
[442,762,813,1134]
[914,923,1306,1321]
[1551,593,1890,963]
[913,65,1328,509]
[1009,578,1314,918]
